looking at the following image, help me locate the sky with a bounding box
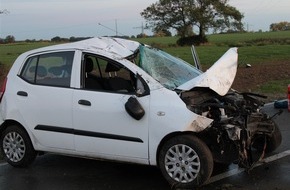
[0,0,290,40]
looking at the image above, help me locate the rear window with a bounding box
[20,51,74,87]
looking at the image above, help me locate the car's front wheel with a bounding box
[158,134,213,189]
[0,125,36,167]
[252,123,282,153]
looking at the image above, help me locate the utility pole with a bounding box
[115,19,118,36]
[98,22,125,37]
[133,22,146,35]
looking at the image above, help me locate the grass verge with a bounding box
[255,79,290,101]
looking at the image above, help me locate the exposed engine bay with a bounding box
[180,88,282,169]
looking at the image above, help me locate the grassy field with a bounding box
[1,31,290,66]
[134,31,290,66]
[2,43,288,67]
[1,31,290,95]
[0,42,57,66]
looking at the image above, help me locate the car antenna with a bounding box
[191,45,202,70]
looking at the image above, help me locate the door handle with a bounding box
[78,99,91,106]
[17,91,28,97]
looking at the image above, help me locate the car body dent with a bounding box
[186,115,213,132]
[147,88,213,165]
[177,48,238,96]
[76,37,140,57]
[24,37,140,60]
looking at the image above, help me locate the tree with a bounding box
[5,35,15,43]
[154,29,172,37]
[51,36,69,42]
[0,9,9,14]
[136,33,147,38]
[141,0,244,39]
[270,22,290,31]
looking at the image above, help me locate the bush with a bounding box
[177,35,208,46]
[0,63,9,83]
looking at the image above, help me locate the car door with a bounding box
[16,51,75,150]
[73,54,150,161]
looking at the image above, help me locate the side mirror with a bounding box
[125,96,145,120]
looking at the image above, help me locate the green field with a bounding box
[0,42,57,66]
[134,31,290,66]
[1,31,290,66]
[1,31,290,95]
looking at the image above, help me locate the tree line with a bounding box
[1,0,290,45]
[270,22,290,31]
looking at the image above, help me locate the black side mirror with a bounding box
[125,96,145,120]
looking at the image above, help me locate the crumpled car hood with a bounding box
[177,48,238,96]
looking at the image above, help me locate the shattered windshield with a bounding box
[139,45,202,90]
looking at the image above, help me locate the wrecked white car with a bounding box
[0,37,281,188]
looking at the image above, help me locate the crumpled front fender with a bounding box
[185,115,213,132]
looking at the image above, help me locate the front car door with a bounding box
[73,53,150,163]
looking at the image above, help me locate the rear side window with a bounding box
[20,51,74,87]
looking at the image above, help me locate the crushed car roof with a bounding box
[21,37,238,96]
[26,37,140,58]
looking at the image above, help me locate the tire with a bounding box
[252,123,282,153]
[158,134,213,189]
[0,125,36,167]
[266,124,282,153]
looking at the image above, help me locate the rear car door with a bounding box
[15,51,75,150]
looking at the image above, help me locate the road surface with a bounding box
[0,103,289,190]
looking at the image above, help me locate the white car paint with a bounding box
[177,48,238,96]
[0,37,236,166]
[147,88,213,165]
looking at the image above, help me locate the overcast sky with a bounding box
[1,0,290,40]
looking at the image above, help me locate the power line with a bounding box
[133,22,148,34]
[98,21,126,36]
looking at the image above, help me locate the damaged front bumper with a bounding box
[182,90,282,170]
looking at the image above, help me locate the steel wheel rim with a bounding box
[165,144,200,183]
[3,132,26,162]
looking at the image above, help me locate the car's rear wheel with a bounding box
[0,125,36,167]
[158,134,213,189]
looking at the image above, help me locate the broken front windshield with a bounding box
[139,45,202,90]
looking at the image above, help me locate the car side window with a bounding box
[20,51,74,87]
[82,54,137,94]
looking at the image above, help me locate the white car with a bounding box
[0,37,281,188]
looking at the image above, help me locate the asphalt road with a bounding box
[0,103,289,190]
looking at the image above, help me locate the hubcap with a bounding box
[165,144,200,183]
[3,132,26,162]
